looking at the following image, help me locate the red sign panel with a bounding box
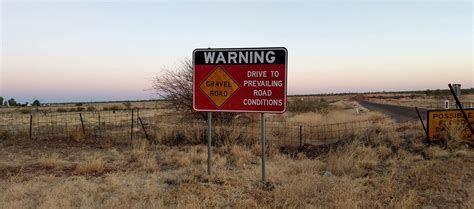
[193,47,288,113]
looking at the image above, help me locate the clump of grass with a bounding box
[75,157,105,174]
[288,98,329,113]
[225,145,253,168]
[38,153,67,169]
[377,145,392,160]
[444,123,469,150]
[424,146,449,159]
[140,155,157,172]
[130,139,147,161]
[325,147,359,177]
[176,154,191,167]
[68,129,84,142]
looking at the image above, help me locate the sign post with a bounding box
[207,112,212,175]
[260,113,266,182]
[193,47,288,181]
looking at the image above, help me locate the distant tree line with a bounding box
[289,88,474,98]
[0,96,41,107]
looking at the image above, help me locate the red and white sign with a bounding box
[193,47,288,113]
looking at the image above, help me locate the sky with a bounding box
[1,0,472,103]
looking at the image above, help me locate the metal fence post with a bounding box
[299,125,302,149]
[415,107,429,140]
[79,113,86,138]
[448,84,474,135]
[136,109,140,126]
[29,114,33,139]
[98,111,101,135]
[131,109,134,141]
[260,113,266,182]
[207,112,212,176]
[138,117,149,142]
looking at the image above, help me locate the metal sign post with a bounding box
[448,84,474,136]
[207,112,212,175]
[260,113,266,182]
[415,107,429,139]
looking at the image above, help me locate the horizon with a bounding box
[1,0,472,103]
[15,87,474,105]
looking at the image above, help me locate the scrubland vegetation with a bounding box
[0,95,473,208]
[1,110,473,208]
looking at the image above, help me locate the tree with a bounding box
[153,59,193,111]
[32,100,41,107]
[152,59,235,122]
[0,97,3,107]
[8,98,17,107]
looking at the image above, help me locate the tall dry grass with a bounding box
[38,154,68,169]
[1,121,472,208]
[75,157,105,174]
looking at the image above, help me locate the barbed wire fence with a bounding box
[0,109,391,148]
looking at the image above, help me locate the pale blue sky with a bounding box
[1,0,472,103]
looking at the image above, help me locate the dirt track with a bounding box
[358,100,427,123]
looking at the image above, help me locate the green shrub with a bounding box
[87,106,96,111]
[110,106,121,111]
[19,109,31,114]
[57,108,67,112]
[32,100,41,106]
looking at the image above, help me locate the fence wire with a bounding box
[0,109,388,147]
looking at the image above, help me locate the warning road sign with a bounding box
[199,66,239,107]
[427,109,474,140]
[193,47,288,113]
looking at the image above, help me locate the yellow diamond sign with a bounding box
[199,67,239,107]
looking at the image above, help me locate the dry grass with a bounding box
[75,157,105,174]
[0,100,473,208]
[140,155,158,172]
[1,122,472,209]
[38,153,68,169]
